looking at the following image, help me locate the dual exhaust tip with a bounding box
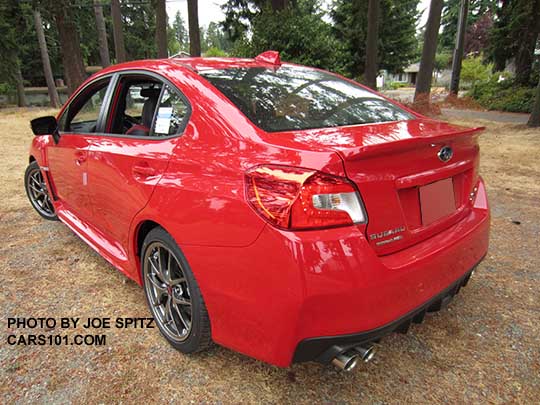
[331,345,375,372]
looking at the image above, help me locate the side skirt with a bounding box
[55,204,139,284]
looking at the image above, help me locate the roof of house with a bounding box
[404,63,420,73]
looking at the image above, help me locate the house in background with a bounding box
[385,63,420,86]
[382,62,452,88]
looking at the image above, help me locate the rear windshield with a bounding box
[199,66,414,132]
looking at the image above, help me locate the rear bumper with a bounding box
[182,178,490,367]
[293,259,482,363]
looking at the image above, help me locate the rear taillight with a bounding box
[245,165,367,230]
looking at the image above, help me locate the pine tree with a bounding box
[173,11,189,52]
[489,0,540,84]
[528,74,540,127]
[111,0,126,62]
[155,0,168,58]
[414,0,444,103]
[332,0,420,78]
[34,9,60,107]
[93,0,110,67]
[51,0,87,94]
[440,0,496,52]
[187,0,201,56]
[364,0,380,89]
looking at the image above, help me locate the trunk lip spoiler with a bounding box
[395,159,475,189]
[339,126,485,160]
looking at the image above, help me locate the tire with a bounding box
[24,161,58,220]
[141,227,212,353]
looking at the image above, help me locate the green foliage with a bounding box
[171,11,189,53]
[332,0,420,78]
[439,0,497,52]
[386,81,409,90]
[121,1,157,59]
[434,52,452,71]
[460,55,493,87]
[469,76,535,113]
[204,46,227,57]
[0,82,15,96]
[488,0,540,85]
[0,0,22,86]
[233,1,345,73]
[203,22,232,53]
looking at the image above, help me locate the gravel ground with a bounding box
[0,108,539,404]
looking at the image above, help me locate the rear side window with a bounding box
[200,66,413,132]
[153,85,190,136]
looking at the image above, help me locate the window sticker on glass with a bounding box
[155,107,173,134]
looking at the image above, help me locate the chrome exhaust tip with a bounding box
[354,345,375,363]
[331,351,360,372]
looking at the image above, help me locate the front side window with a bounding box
[106,76,189,137]
[61,79,110,133]
[200,66,414,132]
[107,76,163,136]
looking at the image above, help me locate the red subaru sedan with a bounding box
[25,51,489,371]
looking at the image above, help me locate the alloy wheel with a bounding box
[27,168,55,218]
[143,242,193,342]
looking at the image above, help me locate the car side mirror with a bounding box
[31,116,60,144]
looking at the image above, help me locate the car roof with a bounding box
[169,57,276,72]
[97,53,290,77]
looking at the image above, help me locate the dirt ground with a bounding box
[0,108,539,404]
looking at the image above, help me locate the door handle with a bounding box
[132,164,156,177]
[75,154,86,166]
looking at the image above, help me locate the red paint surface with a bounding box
[28,57,490,367]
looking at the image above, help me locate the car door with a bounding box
[86,73,191,253]
[47,77,113,221]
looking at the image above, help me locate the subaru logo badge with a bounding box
[438,146,453,162]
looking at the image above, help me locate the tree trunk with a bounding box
[93,0,111,68]
[364,0,380,90]
[155,0,168,58]
[54,3,87,94]
[34,10,60,108]
[187,0,201,56]
[15,63,27,107]
[449,0,469,95]
[514,3,540,86]
[492,0,510,72]
[270,0,289,10]
[414,0,444,102]
[528,74,540,127]
[111,0,127,62]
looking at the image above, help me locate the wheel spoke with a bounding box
[30,175,42,188]
[172,295,191,306]
[148,254,165,281]
[157,247,169,283]
[44,198,54,213]
[146,272,167,295]
[165,297,180,334]
[173,303,191,331]
[29,184,43,195]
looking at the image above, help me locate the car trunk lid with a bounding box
[260,118,484,255]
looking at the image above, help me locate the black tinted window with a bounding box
[200,66,413,132]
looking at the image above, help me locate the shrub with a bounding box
[469,76,535,113]
[386,81,409,90]
[460,56,493,88]
[204,47,227,57]
[0,82,15,96]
